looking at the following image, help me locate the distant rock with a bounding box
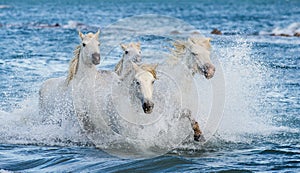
[270,33,291,37]
[294,32,300,37]
[211,28,222,35]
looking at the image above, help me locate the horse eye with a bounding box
[136,81,140,85]
[125,51,129,54]
[152,81,155,84]
[82,43,86,47]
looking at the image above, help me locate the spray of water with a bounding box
[1,15,295,158]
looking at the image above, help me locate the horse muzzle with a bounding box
[201,63,215,79]
[92,53,100,65]
[142,100,154,114]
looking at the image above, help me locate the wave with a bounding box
[0,5,10,9]
[0,169,14,173]
[0,96,91,147]
[260,22,300,37]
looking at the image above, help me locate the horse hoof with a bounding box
[194,134,206,142]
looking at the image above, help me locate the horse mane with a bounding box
[172,36,211,57]
[114,58,124,75]
[86,33,95,38]
[66,45,81,85]
[189,36,211,49]
[172,40,187,56]
[140,64,157,79]
[128,42,141,50]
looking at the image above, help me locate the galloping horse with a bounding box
[39,30,100,124]
[69,44,158,138]
[114,42,156,113]
[114,41,208,141]
[161,36,216,141]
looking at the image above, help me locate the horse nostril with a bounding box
[92,53,100,59]
[203,63,215,79]
[149,102,154,109]
[92,53,100,64]
[142,101,154,113]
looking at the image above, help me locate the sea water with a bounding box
[0,0,299,172]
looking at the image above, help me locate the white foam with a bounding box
[260,22,300,36]
[0,96,89,146]
[209,37,295,143]
[0,5,10,9]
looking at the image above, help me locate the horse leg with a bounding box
[181,108,205,142]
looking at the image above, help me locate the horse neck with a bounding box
[119,58,134,79]
[76,52,97,79]
[177,50,195,69]
[121,66,135,85]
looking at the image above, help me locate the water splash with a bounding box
[260,22,300,37]
[210,37,299,144]
[0,95,90,147]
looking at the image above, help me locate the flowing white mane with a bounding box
[66,45,81,85]
[172,36,211,57]
[140,64,158,79]
[169,36,215,77]
[65,32,100,85]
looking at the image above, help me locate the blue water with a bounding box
[0,0,300,172]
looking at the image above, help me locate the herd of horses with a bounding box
[39,30,216,145]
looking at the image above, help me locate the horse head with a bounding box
[173,36,215,79]
[66,30,101,85]
[79,30,101,66]
[121,42,141,63]
[115,42,142,76]
[131,61,158,114]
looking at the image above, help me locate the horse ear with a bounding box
[203,37,212,49]
[95,29,100,39]
[120,44,127,51]
[131,61,140,72]
[136,42,141,49]
[78,30,84,40]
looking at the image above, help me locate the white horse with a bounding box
[39,30,101,124]
[113,42,206,142]
[157,36,216,141]
[68,43,158,139]
[114,42,157,113]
